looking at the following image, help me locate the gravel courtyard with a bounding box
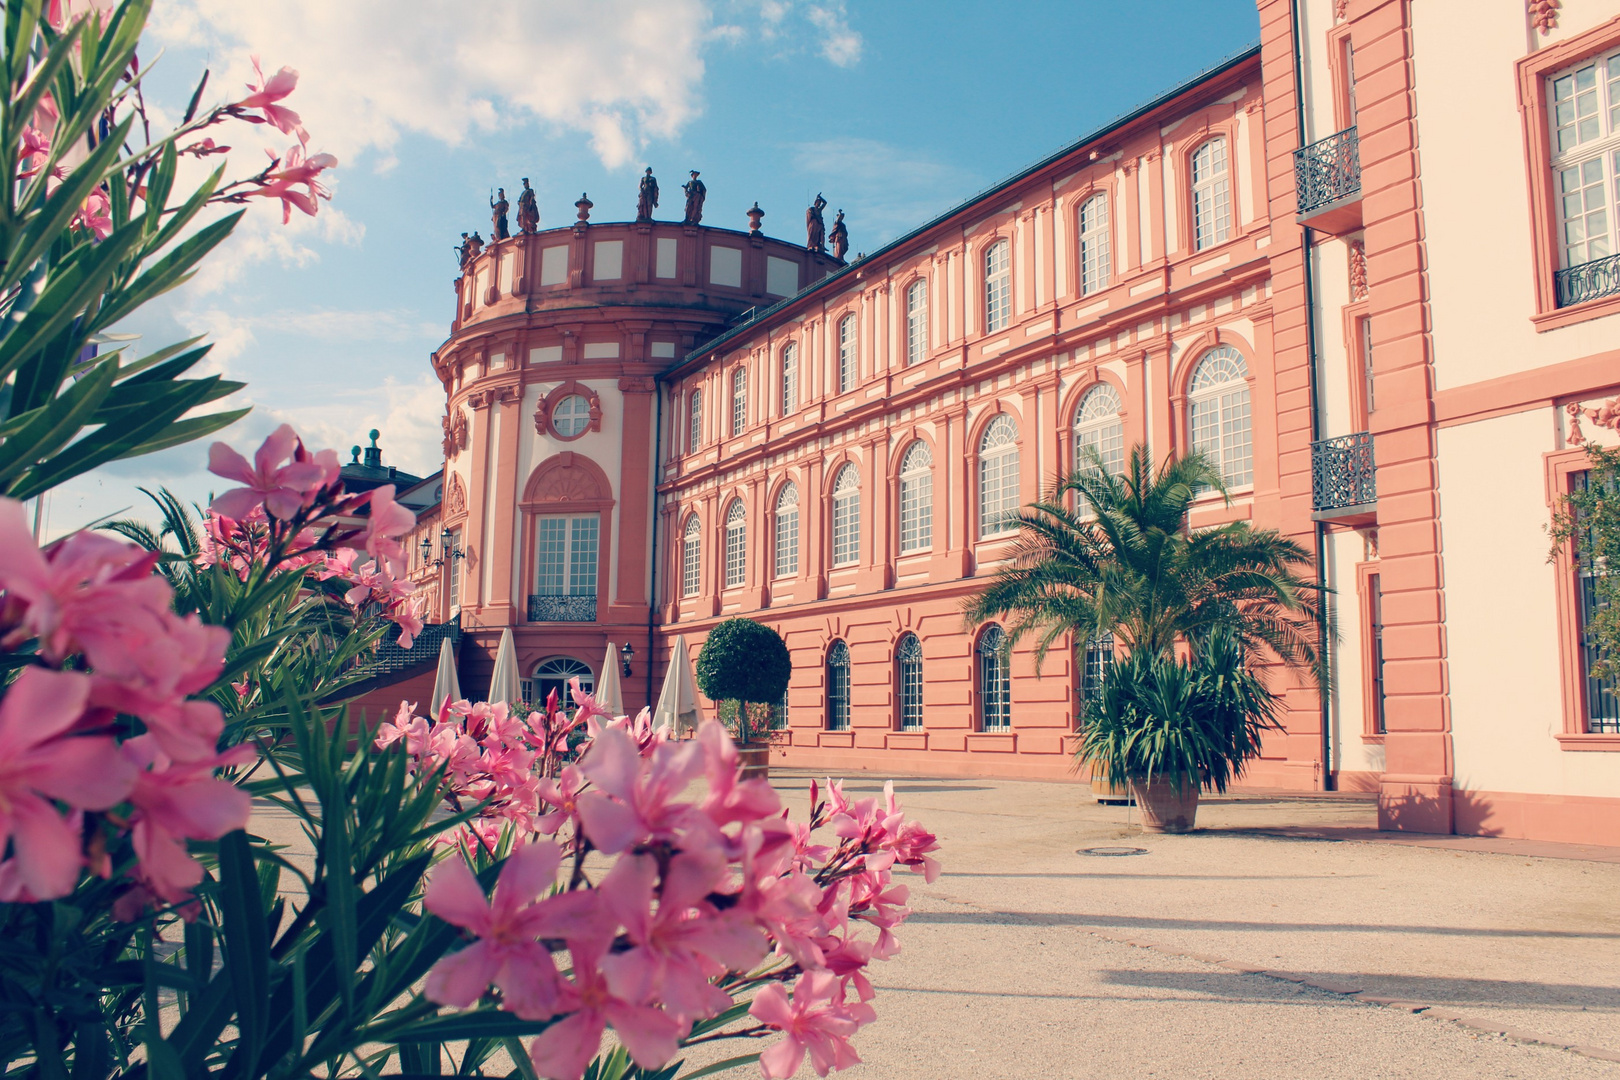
[799,770,1620,1080]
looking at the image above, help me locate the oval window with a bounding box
[553,394,591,438]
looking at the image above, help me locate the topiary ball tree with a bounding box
[695,618,791,745]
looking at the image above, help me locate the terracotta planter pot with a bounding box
[1089,774,1135,805]
[1129,777,1200,833]
[736,744,770,781]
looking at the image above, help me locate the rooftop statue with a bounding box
[637,167,659,222]
[806,192,827,253]
[516,177,539,235]
[829,209,848,262]
[682,170,706,225]
[490,187,510,240]
[454,231,472,269]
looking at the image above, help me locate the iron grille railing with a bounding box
[1311,431,1376,512]
[1294,127,1361,216]
[527,593,597,622]
[1555,253,1620,308]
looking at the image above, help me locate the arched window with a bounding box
[898,440,933,553]
[681,515,701,597]
[897,633,923,731]
[984,239,1011,333]
[837,314,856,395]
[831,463,861,567]
[730,366,747,437]
[723,499,747,588]
[827,640,851,731]
[1191,137,1232,251]
[774,482,799,578]
[1074,383,1125,478]
[688,387,703,452]
[1079,193,1111,295]
[524,656,594,710]
[1077,633,1115,729]
[978,414,1021,538]
[1188,345,1253,487]
[781,342,798,416]
[977,625,1010,732]
[905,280,928,366]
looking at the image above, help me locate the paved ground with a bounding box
[250,771,1620,1079]
[778,771,1620,1080]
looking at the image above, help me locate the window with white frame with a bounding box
[688,387,702,452]
[447,526,463,608]
[837,314,856,394]
[723,500,747,588]
[1077,633,1114,728]
[1079,192,1111,295]
[781,342,798,416]
[1074,383,1126,481]
[1191,137,1233,252]
[534,514,599,596]
[978,414,1021,537]
[681,515,701,597]
[826,640,851,731]
[897,632,923,731]
[1548,52,1620,284]
[898,440,932,553]
[774,482,799,578]
[905,280,928,366]
[977,625,1010,732]
[731,366,747,437]
[1188,345,1253,488]
[984,239,1011,333]
[522,656,593,710]
[551,394,592,438]
[831,463,861,566]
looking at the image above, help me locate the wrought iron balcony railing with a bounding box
[1555,252,1620,308]
[1294,127,1361,217]
[1311,431,1376,513]
[528,593,597,622]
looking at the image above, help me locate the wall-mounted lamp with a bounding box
[619,641,635,678]
[421,527,466,568]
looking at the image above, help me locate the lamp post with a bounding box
[619,641,634,678]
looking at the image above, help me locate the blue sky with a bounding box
[48,0,1259,536]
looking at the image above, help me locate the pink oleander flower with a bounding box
[70,188,112,240]
[597,850,768,1023]
[422,842,606,1020]
[236,56,307,142]
[87,611,231,763]
[359,484,414,575]
[750,971,874,1079]
[574,724,705,854]
[535,764,586,835]
[698,719,781,827]
[528,935,684,1080]
[376,701,429,756]
[0,498,169,665]
[252,143,338,224]
[122,736,253,909]
[390,591,425,649]
[0,668,136,900]
[207,424,337,520]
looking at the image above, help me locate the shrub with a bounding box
[696,618,791,745]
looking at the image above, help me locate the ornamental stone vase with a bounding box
[1129,777,1200,833]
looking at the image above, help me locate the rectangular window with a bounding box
[899,472,932,553]
[1361,315,1375,418]
[1572,471,1620,733]
[731,368,747,437]
[682,532,700,597]
[781,344,798,415]
[775,509,798,578]
[1546,52,1620,308]
[832,496,859,566]
[1192,138,1232,252]
[1366,572,1387,736]
[688,388,702,452]
[1077,634,1114,729]
[838,317,855,394]
[448,527,463,608]
[906,283,928,366]
[535,515,598,596]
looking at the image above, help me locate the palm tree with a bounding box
[963,444,1328,684]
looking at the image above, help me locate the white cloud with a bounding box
[264,375,448,479]
[149,1,864,169]
[173,304,443,378]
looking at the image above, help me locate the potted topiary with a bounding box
[1077,628,1279,832]
[695,617,792,779]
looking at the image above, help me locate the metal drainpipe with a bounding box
[1291,0,1335,791]
[647,379,664,711]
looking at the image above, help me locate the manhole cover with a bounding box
[1078,846,1148,857]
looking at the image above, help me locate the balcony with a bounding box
[528,593,597,622]
[1294,127,1362,235]
[1555,253,1620,309]
[1311,431,1376,523]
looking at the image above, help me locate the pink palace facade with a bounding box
[379,1,1620,847]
